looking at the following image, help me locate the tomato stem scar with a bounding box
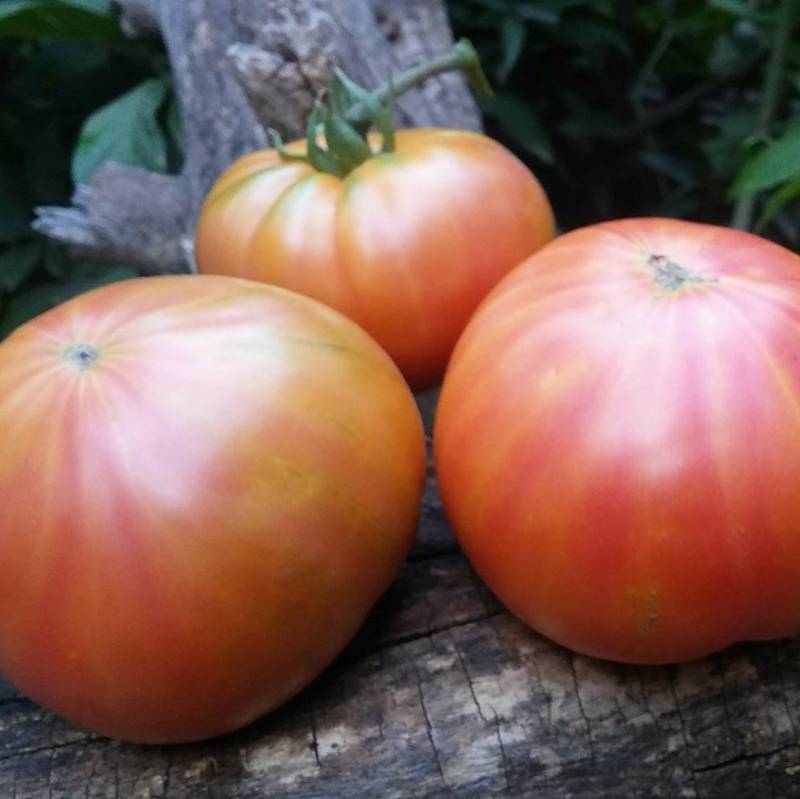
[647,253,718,291]
[63,342,100,369]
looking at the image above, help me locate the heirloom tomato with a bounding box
[435,218,800,664]
[0,275,425,742]
[194,129,555,389]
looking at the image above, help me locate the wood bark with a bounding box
[33,0,479,274]
[1,393,800,797]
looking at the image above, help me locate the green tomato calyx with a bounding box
[269,38,493,179]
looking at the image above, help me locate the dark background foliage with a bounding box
[0,0,798,336]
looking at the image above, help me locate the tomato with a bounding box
[194,129,555,389]
[435,218,800,664]
[0,275,425,742]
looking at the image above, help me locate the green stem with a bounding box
[732,0,796,231]
[370,38,492,110]
[272,38,492,178]
[342,39,491,133]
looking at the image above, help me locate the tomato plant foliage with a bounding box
[448,0,800,241]
[0,1,178,336]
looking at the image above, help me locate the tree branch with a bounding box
[34,165,189,273]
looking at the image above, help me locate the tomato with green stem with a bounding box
[195,41,555,389]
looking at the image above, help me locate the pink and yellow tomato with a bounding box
[0,275,425,742]
[435,217,800,664]
[195,129,555,389]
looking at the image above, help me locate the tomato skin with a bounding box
[435,218,800,664]
[195,129,555,389]
[0,275,425,742]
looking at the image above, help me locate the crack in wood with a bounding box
[777,661,800,740]
[717,655,745,758]
[663,668,700,798]
[451,634,512,794]
[368,609,507,657]
[415,677,446,788]
[493,716,512,795]
[691,743,799,774]
[0,735,97,764]
[309,709,322,769]
[569,655,598,766]
[161,747,174,799]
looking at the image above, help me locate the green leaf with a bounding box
[61,0,112,12]
[0,263,137,339]
[24,124,72,204]
[0,171,32,243]
[329,72,356,118]
[0,0,120,42]
[305,104,339,176]
[651,187,699,219]
[515,4,559,24]
[0,285,59,338]
[557,91,620,139]
[482,95,554,164]
[532,0,606,11]
[639,150,695,188]
[701,109,757,179]
[333,68,385,137]
[497,16,526,83]
[732,126,800,196]
[554,19,630,54]
[324,114,372,175]
[755,178,800,233]
[166,97,183,150]
[165,94,184,171]
[0,241,42,292]
[708,0,754,14]
[43,240,69,278]
[72,78,169,186]
[708,0,772,22]
[70,261,138,285]
[707,34,743,76]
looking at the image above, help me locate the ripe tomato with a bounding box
[435,218,800,664]
[194,129,555,389]
[0,275,425,742]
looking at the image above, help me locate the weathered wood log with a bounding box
[1,393,800,796]
[33,0,479,274]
